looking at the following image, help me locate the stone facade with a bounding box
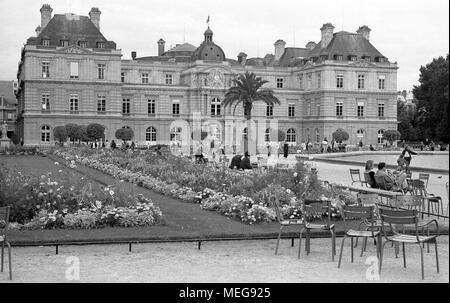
[16,5,398,151]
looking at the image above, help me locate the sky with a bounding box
[0,0,448,90]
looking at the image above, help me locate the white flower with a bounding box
[293,172,298,177]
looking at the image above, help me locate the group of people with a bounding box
[364,146,417,191]
[229,152,252,170]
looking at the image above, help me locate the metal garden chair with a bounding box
[379,207,439,280]
[338,205,381,268]
[418,173,430,189]
[410,179,443,216]
[301,199,336,261]
[0,206,12,280]
[350,169,367,187]
[268,194,304,257]
[354,193,385,251]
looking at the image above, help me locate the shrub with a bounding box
[332,130,349,143]
[115,128,134,141]
[383,129,401,146]
[65,123,79,143]
[86,123,105,141]
[53,126,68,145]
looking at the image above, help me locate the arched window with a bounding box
[286,128,296,143]
[357,128,364,139]
[377,129,384,144]
[242,128,247,140]
[315,128,320,142]
[211,98,221,117]
[146,127,157,142]
[41,125,51,142]
[170,127,182,141]
[265,128,271,142]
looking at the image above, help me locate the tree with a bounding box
[412,54,449,142]
[76,125,89,143]
[86,123,105,141]
[332,130,349,143]
[53,126,68,145]
[383,129,401,146]
[397,100,417,141]
[65,123,79,143]
[115,128,134,141]
[222,71,280,153]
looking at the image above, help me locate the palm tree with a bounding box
[222,71,280,153]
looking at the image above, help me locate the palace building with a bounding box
[16,5,398,151]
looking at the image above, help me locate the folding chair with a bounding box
[350,169,367,187]
[338,205,381,268]
[0,206,12,280]
[418,173,430,189]
[379,208,439,280]
[411,179,443,216]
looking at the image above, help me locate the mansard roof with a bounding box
[26,13,116,49]
[0,81,17,105]
[309,31,386,60]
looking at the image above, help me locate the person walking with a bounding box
[402,145,417,171]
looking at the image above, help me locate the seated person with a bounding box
[364,160,376,188]
[375,162,407,191]
[239,152,252,170]
[229,154,242,169]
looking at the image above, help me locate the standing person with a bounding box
[130,141,135,150]
[359,140,363,150]
[239,152,252,170]
[283,142,289,158]
[267,144,271,158]
[402,145,417,171]
[420,141,424,151]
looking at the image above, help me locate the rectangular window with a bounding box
[299,74,303,89]
[349,55,357,61]
[42,62,50,78]
[165,74,173,85]
[334,54,343,61]
[69,94,79,112]
[7,113,13,120]
[122,98,130,115]
[148,99,156,116]
[306,100,311,116]
[78,41,87,48]
[317,104,321,116]
[70,62,78,79]
[276,78,283,88]
[142,73,149,84]
[172,101,180,116]
[288,104,295,117]
[378,103,385,118]
[317,72,321,88]
[266,105,274,118]
[98,64,105,80]
[60,40,69,47]
[97,95,106,113]
[42,39,50,46]
[41,93,50,111]
[336,74,343,88]
[357,101,364,117]
[336,102,343,117]
[378,75,385,90]
[358,74,365,89]
[96,42,105,49]
[307,73,312,89]
[211,99,221,117]
[121,72,125,83]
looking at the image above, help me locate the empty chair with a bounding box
[411,179,443,215]
[350,169,367,187]
[338,205,381,268]
[418,173,430,188]
[268,194,304,256]
[301,199,336,261]
[355,193,384,250]
[0,206,12,280]
[379,208,439,280]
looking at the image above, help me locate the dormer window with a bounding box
[78,41,87,48]
[96,42,105,49]
[334,54,343,61]
[375,56,386,63]
[348,55,357,61]
[320,55,328,61]
[362,55,371,61]
[42,39,50,46]
[60,40,69,47]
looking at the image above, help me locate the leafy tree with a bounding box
[53,126,68,145]
[383,129,401,146]
[332,130,349,143]
[86,123,105,141]
[222,71,280,153]
[397,100,418,141]
[115,128,134,141]
[412,54,449,142]
[65,123,79,143]
[76,125,89,143]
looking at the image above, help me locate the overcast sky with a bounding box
[0,0,448,90]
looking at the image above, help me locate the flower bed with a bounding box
[0,166,163,230]
[54,147,355,224]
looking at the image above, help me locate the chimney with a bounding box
[40,4,53,29]
[305,41,316,50]
[131,51,136,60]
[89,7,101,30]
[237,52,247,66]
[357,25,371,41]
[158,38,165,56]
[274,39,286,61]
[320,23,335,48]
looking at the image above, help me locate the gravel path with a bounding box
[1,236,447,283]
